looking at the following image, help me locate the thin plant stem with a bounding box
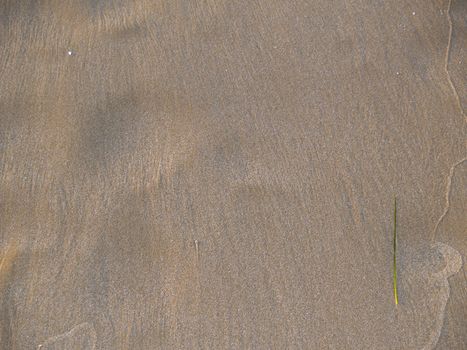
[393,197,398,305]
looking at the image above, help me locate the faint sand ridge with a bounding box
[37,322,96,350]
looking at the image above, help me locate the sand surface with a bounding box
[0,1,466,349]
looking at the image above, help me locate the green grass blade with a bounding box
[393,197,398,305]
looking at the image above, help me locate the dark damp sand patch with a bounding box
[444,0,467,112]
[0,243,18,293]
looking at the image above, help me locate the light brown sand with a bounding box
[0,0,465,349]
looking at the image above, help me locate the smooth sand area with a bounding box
[1,1,465,349]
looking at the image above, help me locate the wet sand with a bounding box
[0,1,466,349]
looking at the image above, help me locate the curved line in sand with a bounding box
[421,243,462,350]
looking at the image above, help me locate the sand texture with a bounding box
[0,0,466,349]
